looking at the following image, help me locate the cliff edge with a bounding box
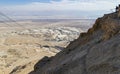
[29,10,120,74]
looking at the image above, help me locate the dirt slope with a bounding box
[29,12,120,74]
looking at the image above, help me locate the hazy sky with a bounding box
[0,0,120,19]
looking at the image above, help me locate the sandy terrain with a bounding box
[0,19,94,74]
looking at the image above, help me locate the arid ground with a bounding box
[0,19,94,74]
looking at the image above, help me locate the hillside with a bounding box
[0,19,93,74]
[29,12,120,74]
[0,27,81,74]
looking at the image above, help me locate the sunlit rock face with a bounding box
[29,12,120,74]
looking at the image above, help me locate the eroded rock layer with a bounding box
[29,12,120,74]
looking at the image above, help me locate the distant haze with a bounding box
[0,0,120,19]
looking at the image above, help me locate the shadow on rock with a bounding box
[29,56,52,74]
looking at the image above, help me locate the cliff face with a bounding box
[29,12,120,74]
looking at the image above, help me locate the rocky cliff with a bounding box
[29,12,120,74]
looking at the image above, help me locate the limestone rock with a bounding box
[29,12,120,74]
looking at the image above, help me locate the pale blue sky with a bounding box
[0,0,120,19]
[0,0,56,5]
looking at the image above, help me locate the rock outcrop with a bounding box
[29,12,120,74]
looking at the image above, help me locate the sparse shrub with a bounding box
[7,49,21,57]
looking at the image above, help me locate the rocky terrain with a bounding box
[0,27,80,74]
[0,19,93,74]
[29,12,120,74]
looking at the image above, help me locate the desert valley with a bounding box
[0,19,94,74]
[0,0,119,74]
